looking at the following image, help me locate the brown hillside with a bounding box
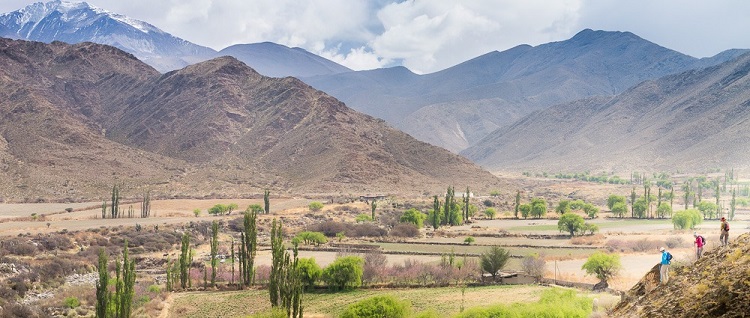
[611,233,750,317]
[0,38,503,200]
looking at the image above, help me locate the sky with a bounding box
[1,0,749,74]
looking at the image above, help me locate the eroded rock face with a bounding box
[611,233,750,318]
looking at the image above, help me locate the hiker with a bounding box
[659,247,671,284]
[720,217,730,246]
[694,232,705,259]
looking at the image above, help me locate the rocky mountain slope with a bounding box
[304,29,748,152]
[462,51,750,173]
[0,0,216,72]
[0,38,502,201]
[611,233,750,317]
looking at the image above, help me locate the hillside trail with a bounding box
[158,294,173,318]
[611,233,750,317]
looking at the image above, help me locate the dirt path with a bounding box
[158,294,173,318]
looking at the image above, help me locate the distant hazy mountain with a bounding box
[0,38,502,200]
[217,42,351,78]
[0,0,215,72]
[462,51,750,173]
[304,29,748,152]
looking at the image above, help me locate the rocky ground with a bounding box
[611,233,750,317]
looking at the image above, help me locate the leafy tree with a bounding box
[480,246,510,281]
[295,231,328,246]
[558,213,585,237]
[400,208,426,228]
[371,201,377,221]
[430,196,441,230]
[530,198,547,219]
[555,200,571,215]
[730,189,736,221]
[633,198,648,218]
[484,207,497,219]
[308,201,324,212]
[656,202,672,219]
[611,202,628,218]
[297,258,322,290]
[227,203,239,215]
[110,184,120,219]
[607,195,626,210]
[630,187,637,217]
[514,190,521,218]
[583,203,599,218]
[581,251,621,285]
[569,199,586,211]
[322,256,364,290]
[248,204,264,214]
[682,181,692,210]
[179,233,190,289]
[269,219,284,307]
[193,209,201,217]
[208,204,227,215]
[240,206,258,287]
[672,209,703,229]
[340,295,410,318]
[210,221,219,287]
[698,201,718,219]
[519,204,531,219]
[95,248,109,318]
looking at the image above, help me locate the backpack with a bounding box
[698,235,706,245]
[725,222,729,231]
[666,252,673,262]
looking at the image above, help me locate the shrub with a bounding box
[322,256,364,290]
[339,295,410,318]
[399,208,426,228]
[64,296,80,309]
[356,214,373,223]
[581,252,621,283]
[308,202,324,212]
[455,288,591,318]
[295,231,328,246]
[484,208,497,219]
[631,238,658,252]
[389,224,419,238]
[297,258,322,290]
[363,251,387,285]
[464,237,475,245]
[521,253,546,282]
[665,236,685,249]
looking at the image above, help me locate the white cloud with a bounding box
[320,46,391,71]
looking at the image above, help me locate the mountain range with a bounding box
[0,38,502,201]
[462,50,750,173]
[303,29,749,152]
[0,1,350,77]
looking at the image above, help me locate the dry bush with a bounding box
[665,236,686,249]
[255,265,271,284]
[0,302,42,318]
[631,238,659,252]
[604,239,627,253]
[389,224,419,238]
[36,234,74,251]
[1,238,38,256]
[570,234,605,245]
[307,221,386,238]
[363,251,387,284]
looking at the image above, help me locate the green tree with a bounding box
[630,187,636,217]
[581,251,621,285]
[179,233,190,289]
[308,201,324,212]
[227,203,239,215]
[611,202,628,218]
[698,201,718,220]
[430,195,441,230]
[110,184,120,219]
[114,240,136,318]
[682,181,692,210]
[248,204,264,215]
[369,201,378,222]
[322,256,364,290]
[514,190,521,218]
[555,200,571,215]
[463,187,471,221]
[464,237,475,245]
[208,204,227,215]
[530,198,547,219]
[656,202,672,219]
[141,190,151,218]
[210,221,219,287]
[240,206,258,287]
[581,223,599,235]
[583,203,599,219]
[269,219,284,307]
[558,213,585,237]
[607,195,626,210]
[633,198,648,219]
[400,208,426,228]
[479,246,510,281]
[519,204,531,219]
[193,208,201,217]
[484,207,497,219]
[95,248,109,318]
[297,257,322,291]
[672,209,703,229]
[340,295,410,318]
[295,231,328,246]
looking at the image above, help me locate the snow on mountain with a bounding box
[0,0,215,72]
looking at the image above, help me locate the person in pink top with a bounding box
[694,232,705,259]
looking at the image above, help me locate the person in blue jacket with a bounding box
[660,247,671,284]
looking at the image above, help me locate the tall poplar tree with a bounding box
[210,221,219,287]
